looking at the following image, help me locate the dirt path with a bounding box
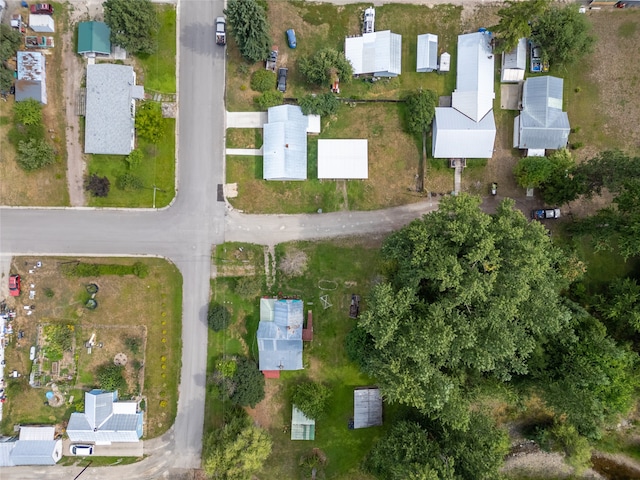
[62,2,100,206]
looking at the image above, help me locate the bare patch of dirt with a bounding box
[245,379,285,431]
[278,248,309,277]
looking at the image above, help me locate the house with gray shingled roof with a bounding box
[84,64,144,155]
[67,390,143,445]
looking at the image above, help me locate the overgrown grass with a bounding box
[137,5,177,93]
[86,119,175,207]
[205,238,410,478]
[226,128,263,149]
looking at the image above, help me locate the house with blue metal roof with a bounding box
[432,32,497,159]
[77,21,111,57]
[257,298,304,377]
[67,390,143,445]
[513,76,570,153]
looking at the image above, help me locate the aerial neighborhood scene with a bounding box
[1,0,640,478]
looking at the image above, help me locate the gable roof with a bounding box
[416,34,438,72]
[16,51,46,104]
[345,30,402,77]
[0,426,62,466]
[451,32,495,122]
[257,299,303,371]
[353,388,383,429]
[514,76,570,149]
[263,105,308,180]
[67,390,143,444]
[85,64,142,155]
[29,14,54,33]
[77,21,111,55]
[291,406,315,440]
[432,107,496,158]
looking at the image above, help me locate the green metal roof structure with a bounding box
[291,406,315,440]
[77,21,111,56]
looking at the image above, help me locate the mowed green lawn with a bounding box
[205,239,410,479]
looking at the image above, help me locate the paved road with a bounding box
[0,1,443,478]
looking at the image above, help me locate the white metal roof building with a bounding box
[353,387,383,429]
[439,52,451,73]
[417,34,438,72]
[432,32,496,158]
[0,426,62,467]
[501,38,527,83]
[345,30,402,77]
[29,14,54,33]
[15,51,46,104]
[317,139,368,179]
[513,76,570,150]
[84,64,144,155]
[67,390,143,445]
[263,105,309,180]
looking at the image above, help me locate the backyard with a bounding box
[0,257,182,440]
[206,238,408,479]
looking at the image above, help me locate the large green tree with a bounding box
[203,414,272,480]
[352,195,572,428]
[532,305,638,438]
[291,380,332,420]
[405,89,437,136]
[135,101,163,142]
[225,0,271,63]
[103,0,159,55]
[531,4,594,65]
[0,24,23,90]
[492,0,549,53]
[299,48,353,86]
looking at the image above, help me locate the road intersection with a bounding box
[0,1,437,477]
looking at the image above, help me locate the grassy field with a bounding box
[137,5,177,94]
[205,238,416,479]
[0,257,182,439]
[86,119,175,208]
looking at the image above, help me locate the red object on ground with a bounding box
[302,310,313,341]
[262,370,280,379]
[9,274,20,296]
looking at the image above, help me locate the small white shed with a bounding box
[417,34,438,72]
[29,14,54,33]
[501,38,527,83]
[439,52,451,74]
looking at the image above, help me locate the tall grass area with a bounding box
[137,5,177,93]
[205,239,412,479]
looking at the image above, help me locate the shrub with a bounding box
[250,69,276,92]
[17,138,55,171]
[133,261,149,278]
[291,380,332,420]
[96,363,127,392]
[14,99,43,126]
[126,149,143,170]
[116,172,144,191]
[85,174,111,197]
[44,288,54,298]
[254,90,283,109]
[299,48,353,86]
[235,276,262,297]
[298,93,340,116]
[124,335,142,355]
[135,101,163,142]
[208,303,231,331]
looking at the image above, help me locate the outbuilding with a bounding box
[353,387,383,429]
[28,14,54,33]
[416,34,438,72]
[16,51,47,104]
[501,38,527,83]
[77,21,111,57]
[345,30,402,77]
[291,406,315,440]
[317,139,368,179]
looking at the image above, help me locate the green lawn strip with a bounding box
[137,5,177,93]
[58,456,143,467]
[142,259,182,438]
[226,128,263,149]
[86,119,175,208]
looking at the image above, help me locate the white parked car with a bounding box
[71,444,94,456]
